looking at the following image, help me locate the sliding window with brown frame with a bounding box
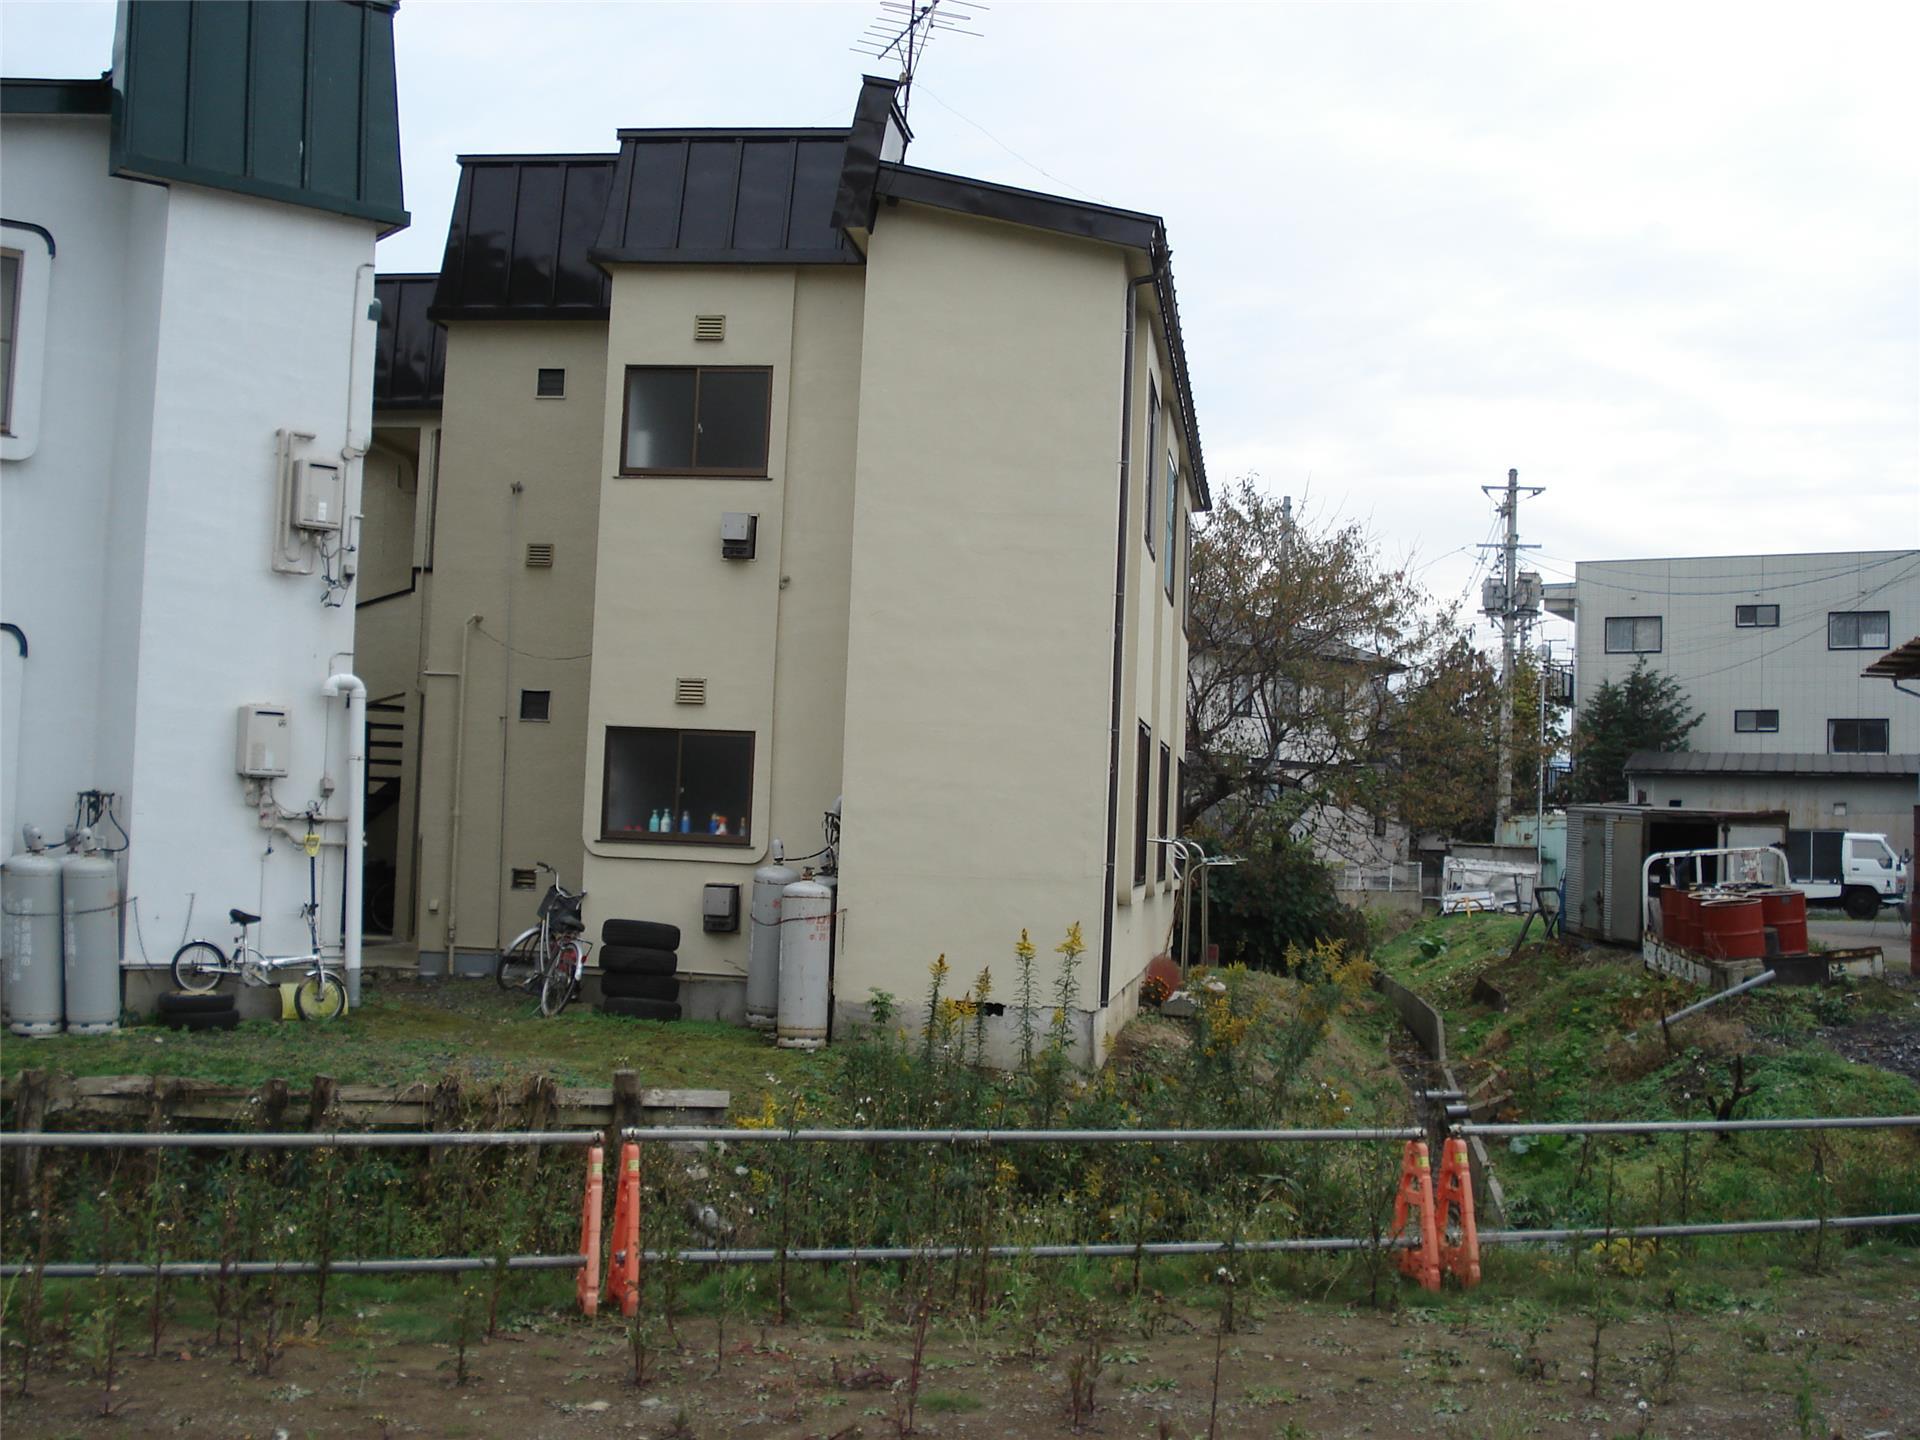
[601,726,754,844]
[619,366,772,477]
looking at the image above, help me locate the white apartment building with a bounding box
[1,1,407,1005]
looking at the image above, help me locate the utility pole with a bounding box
[1479,468,1544,832]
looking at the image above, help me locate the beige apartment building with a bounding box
[360,77,1208,1061]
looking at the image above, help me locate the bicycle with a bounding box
[170,905,349,1021]
[496,862,591,1016]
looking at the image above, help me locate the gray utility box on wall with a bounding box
[703,882,740,933]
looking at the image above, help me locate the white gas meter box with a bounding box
[293,458,344,532]
[236,704,291,778]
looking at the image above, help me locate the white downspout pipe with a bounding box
[324,672,368,1006]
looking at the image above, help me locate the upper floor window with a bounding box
[1604,616,1662,654]
[602,725,754,844]
[1734,604,1778,628]
[1828,611,1890,651]
[1827,718,1889,754]
[0,249,19,434]
[1733,709,1778,733]
[620,366,771,476]
[1,222,52,460]
[1164,458,1178,600]
[1228,675,1259,718]
[1144,382,1158,556]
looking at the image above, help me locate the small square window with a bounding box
[1733,709,1779,733]
[1828,718,1889,754]
[1734,604,1778,628]
[1828,611,1890,651]
[536,368,565,398]
[1604,616,1662,653]
[519,690,552,722]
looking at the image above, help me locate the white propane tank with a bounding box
[3,826,64,1036]
[776,879,832,1051]
[747,847,799,1031]
[61,831,121,1035]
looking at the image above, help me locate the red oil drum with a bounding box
[1658,886,1695,950]
[1698,897,1765,961]
[1757,888,1809,956]
[1681,889,1705,950]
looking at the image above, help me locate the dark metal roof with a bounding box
[109,0,407,232]
[0,77,112,115]
[373,274,444,411]
[591,132,862,266]
[1625,750,1920,779]
[1862,636,1920,680]
[430,156,617,321]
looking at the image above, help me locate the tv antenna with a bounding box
[852,0,986,118]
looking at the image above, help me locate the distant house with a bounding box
[1544,549,1918,852]
[358,76,1208,1062]
[1,0,407,999]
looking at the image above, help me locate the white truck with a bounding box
[1783,829,1908,918]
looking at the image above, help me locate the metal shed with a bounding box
[1563,804,1790,945]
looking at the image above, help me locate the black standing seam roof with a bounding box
[590,131,862,266]
[430,155,617,321]
[373,274,444,411]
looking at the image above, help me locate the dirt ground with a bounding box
[7,1254,1918,1440]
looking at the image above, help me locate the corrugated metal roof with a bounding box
[1862,635,1920,680]
[429,156,616,321]
[110,0,407,232]
[1625,750,1920,778]
[591,132,862,266]
[373,274,444,411]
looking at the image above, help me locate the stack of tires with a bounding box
[157,990,238,1032]
[598,919,681,1022]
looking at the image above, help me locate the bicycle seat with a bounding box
[229,908,261,926]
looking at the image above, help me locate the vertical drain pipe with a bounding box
[323,672,368,1006]
[444,614,482,977]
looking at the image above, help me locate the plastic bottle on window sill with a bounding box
[680,810,692,834]
[717,817,730,837]
[647,809,661,833]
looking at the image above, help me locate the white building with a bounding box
[1,1,407,1003]
[1544,549,1919,850]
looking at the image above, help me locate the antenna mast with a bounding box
[852,0,987,119]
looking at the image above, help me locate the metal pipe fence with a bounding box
[1460,1116,1920,1138]
[617,1125,1426,1144]
[0,1130,600,1150]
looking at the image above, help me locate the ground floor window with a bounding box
[602,726,753,843]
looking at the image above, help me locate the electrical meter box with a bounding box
[702,882,741,933]
[236,704,291,778]
[293,458,344,532]
[720,511,757,560]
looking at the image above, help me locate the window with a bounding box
[1157,743,1171,882]
[1228,675,1259,718]
[1144,382,1158,555]
[1164,457,1178,599]
[519,689,552,722]
[0,250,18,434]
[1734,603,1778,628]
[1828,719,1889,754]
[620,366,771,476]
[1133,722,1151,887]
[602,726,754,843]
[1828,611,1890,651]
[1603,616,1662,653]
[536,368,565,398]
[1733,709,1778,733]
[1848,837,1894,870]
[1373,811,1388,838]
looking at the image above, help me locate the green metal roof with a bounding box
[0,78,113,115]
[109,0,407,233]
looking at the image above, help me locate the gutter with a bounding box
[1099,268,1161,1005]
[322,673,368,1006]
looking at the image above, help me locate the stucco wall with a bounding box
[1630,772,1916,855]
[579,267,861,977]
[1,111,381,964]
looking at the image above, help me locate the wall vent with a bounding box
[525,542,554,568]
[675,677,707,705]
[510,867,537,890]
[694,314,726,342]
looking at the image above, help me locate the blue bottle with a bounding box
[679,810,692,833]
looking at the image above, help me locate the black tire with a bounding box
[540,958,580,1018]
[170,941,229,994]
[598,945,677,977]
[599,972,679,1003]
[497,928,545,992]
[1842,887,1880,920]
[157,991,237,1017]
[597,997,682,1022]
[164,1009,240,1032]
[601,919,681,951]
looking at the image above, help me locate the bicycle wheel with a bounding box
[293,970,349,1022]
[539,951,580,1018]
[170,941,229,994]
[497,926,545,992]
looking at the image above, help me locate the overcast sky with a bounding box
[5,1,1916,650]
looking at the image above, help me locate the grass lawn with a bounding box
[0,976,828,1109]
